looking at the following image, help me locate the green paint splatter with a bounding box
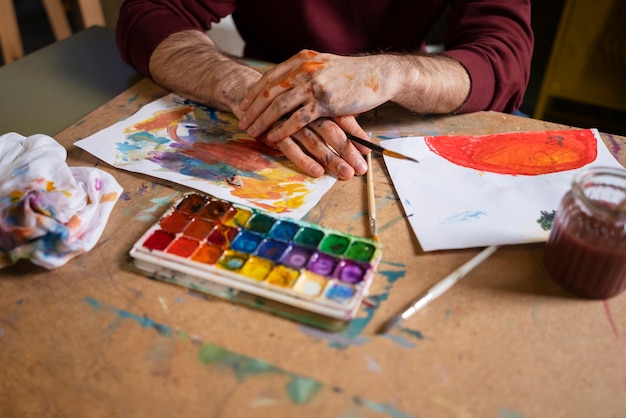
[354,397,416,418]
[379,328,425,348]
[382,334,417,348]
[137,195,178,222]
[286,376,323,404]
[400,329,424,340]
[379,216,406,234]
[537,210,555,231]
[198,343,229,363]
[198,343,324,404]
[499,409,524,418]
[381,260,408,268]
[198,343,275,381]
[84,297,173,338]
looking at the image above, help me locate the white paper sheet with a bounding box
[382,128,624,251]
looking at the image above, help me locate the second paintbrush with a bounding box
[366,152,378,241]
[346,132,419,163]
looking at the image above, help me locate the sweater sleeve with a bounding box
[116,0,235,79]
[443,0,533,113]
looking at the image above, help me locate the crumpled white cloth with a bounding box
[0,132,123,269]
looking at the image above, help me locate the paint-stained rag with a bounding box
[0,132,123,269]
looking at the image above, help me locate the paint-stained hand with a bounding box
[238,50,394,144]
[257,115,370,180]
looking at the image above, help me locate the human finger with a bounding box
[240,50,322,113]
[308,118,368,176]
[237,65,294,130]
[290,127,357,180]
[331,116,371,154]
[245,86,319,140]
[272,135,326,178]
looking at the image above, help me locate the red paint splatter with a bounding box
[133,108,193,132]
[425,129,598,176]
[167,126,280,172]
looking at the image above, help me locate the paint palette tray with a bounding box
[129,192,382,331]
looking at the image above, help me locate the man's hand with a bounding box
[238,50,395,143]
[264,115,370,180]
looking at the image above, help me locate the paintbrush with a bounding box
[366,152,378,241]
[378,245,499,334]
[346,133,419,163]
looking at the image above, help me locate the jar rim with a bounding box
[572,166,626,219]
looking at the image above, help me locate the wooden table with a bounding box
[2,78,626,418]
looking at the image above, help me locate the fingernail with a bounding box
[247,124,260,138]
[338,162,353,178]
[355,158,368,175]
[310,165,325,177]
[238,117,248,129]
[239,99,249,110]
[266,129,278,142]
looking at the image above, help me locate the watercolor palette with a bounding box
[129,192,382,330]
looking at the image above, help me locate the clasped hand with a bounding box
[238,50,394,180]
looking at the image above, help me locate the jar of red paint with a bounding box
[543,167,626,299]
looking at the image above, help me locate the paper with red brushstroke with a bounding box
[382,128,625,251]
[74,94,336,219]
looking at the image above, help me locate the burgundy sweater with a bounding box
[116,0,533,113]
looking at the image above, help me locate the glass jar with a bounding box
[543,167,626,299]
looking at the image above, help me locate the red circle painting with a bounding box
[425,129,598,176]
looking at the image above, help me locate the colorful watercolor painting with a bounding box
[382,128,625,251]
[75,94,337,219]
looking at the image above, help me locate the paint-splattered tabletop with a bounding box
[2,78,626,418]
